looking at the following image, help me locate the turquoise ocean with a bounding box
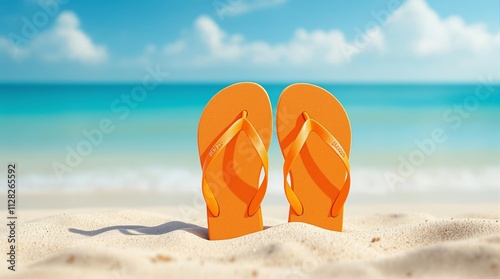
[1,83,499,202]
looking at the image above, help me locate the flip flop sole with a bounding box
[277,83,351,231]
[198,82,272,240]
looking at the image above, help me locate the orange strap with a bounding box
[202,111,269,217]
[283,112,350,217]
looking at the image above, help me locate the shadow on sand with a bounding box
[69,221,208,239]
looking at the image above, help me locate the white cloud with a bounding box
[194,15,243,60]
[385,0,500,57]
[160,15,383,67]
[0,11,107,64]
[214,0,287,18]
[0,37,27,59]
[154,0,498,81]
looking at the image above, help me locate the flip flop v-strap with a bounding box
[283,111,350,218]
[202,110,269,217]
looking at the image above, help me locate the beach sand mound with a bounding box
[1,209,499,278]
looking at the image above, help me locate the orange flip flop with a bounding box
[277,83,351,231]
[198,82,272,240]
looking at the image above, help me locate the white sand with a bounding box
[0,197,499,279]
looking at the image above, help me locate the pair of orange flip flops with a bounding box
[198,82,351,240]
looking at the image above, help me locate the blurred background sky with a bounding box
[0,0,499,82]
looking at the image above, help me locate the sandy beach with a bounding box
[1,193,499,279]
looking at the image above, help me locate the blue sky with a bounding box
[0,0,498,82]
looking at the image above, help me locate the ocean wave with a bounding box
[16,165,500,194]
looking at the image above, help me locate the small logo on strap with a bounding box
[209,141,224,157]
[331,140,346,158]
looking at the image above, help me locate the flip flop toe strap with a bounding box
[283,112,350,217]
[202,111,269,217]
